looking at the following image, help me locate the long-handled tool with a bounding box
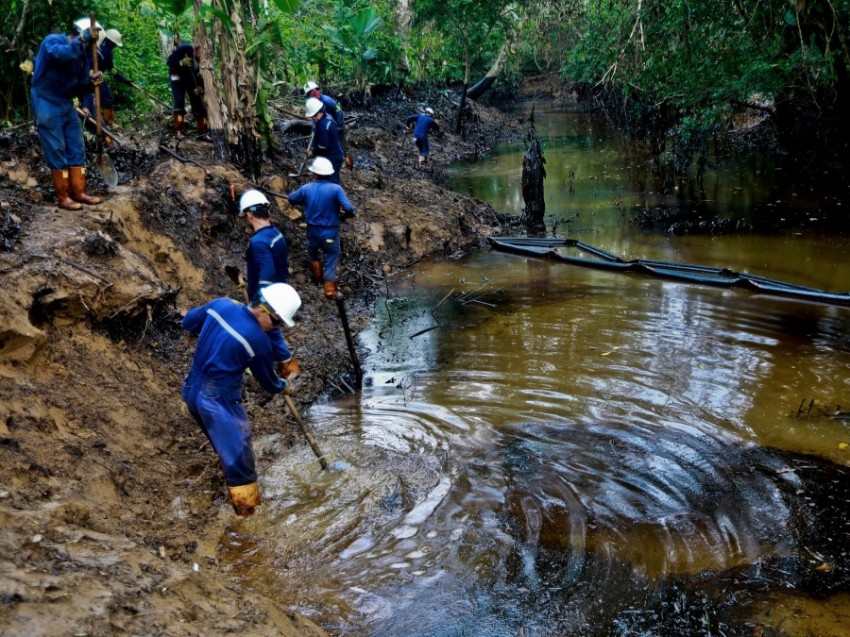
[88,13,118,188]
[335,296,363,390]
[281,394,329,470]
[126,80,172,111]
[223,264,330,469]
[288,131,314,177]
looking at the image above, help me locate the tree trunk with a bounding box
[193,0,261,177]
[394,0,415,75]
[522,125,546,235]
[193,0,227,160]
[467,40,509,100]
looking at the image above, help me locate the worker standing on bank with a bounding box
[167,42,206,138]
[239,189,300,380]
[82,28,131,131]
[305,97,345,184]
[287,157,355,299]
[240,189,290,302]
[405,107,439,168]
[303,81,351,169]
[30,18,105,211]
[182,283,301,516]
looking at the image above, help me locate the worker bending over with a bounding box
[181,283,301,516]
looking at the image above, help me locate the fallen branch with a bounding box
[158,144,210,173]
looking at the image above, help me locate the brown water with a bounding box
[226,104,850,636]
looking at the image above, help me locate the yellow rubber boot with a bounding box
[227,482,261,516]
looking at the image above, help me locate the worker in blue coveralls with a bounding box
[405,107,439,168]
[239,189,290,299]
[303,81,351,169]
[305,97,345,184]
[237,188,301,380]
[82,28,131,134]
[287,157,355,300]
[31,18,105,210]
[167,42,206,139]
[181,283,302,516]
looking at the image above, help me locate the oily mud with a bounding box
[0,90,519,636]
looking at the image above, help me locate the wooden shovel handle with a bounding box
[89,13,102,139]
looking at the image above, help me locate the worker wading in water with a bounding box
[287,157,356,300]
[181,283,302,516]
[31,18,105,210]
[167,42,206,138]
[305,97,345,184]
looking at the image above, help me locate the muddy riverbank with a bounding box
[0,88,521,636]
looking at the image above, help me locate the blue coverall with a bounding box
[246,226,289,304]
[82,40,129,112]
[182,298,289,487]
[31,33,92,170]
[319,94,345,130]
[406,114,439,159]
[288,179,355,283]
[245,225,291,365]
[312,115,345,184]
[167,43,205,117]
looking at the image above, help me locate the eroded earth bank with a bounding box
[0,90,522,636]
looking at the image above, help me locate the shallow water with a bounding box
[228,103,850,636]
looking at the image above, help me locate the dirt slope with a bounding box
[0,91,519,636]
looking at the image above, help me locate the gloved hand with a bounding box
[193,86,203,96]
[282,379,292,395]
[19,59,33,76]
[89,70,104,86]
[340,209,355,221]
[278,358,301,381]
[306,148,314,158]
[180,56,193,67]
[81,28,94,43]
[81,107,92,118]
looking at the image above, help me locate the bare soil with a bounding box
[0,90,521,636]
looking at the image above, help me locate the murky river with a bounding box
[225,103,850,636]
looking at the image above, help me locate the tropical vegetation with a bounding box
[3,0,849,172]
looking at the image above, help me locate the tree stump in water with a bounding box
[522,125,546,234]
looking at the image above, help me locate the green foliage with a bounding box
[556,0,850,143]
[416,0,515,84]
[322,5,383,92]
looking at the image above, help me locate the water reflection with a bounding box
[234,106,850,636]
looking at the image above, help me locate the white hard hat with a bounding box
[309,157,334,176]
[104,29,123,47]
[305,97,323,118]
[260,284,301,327]
[303,81,319,95]
[239,189,269,215]
[424,107,434,115]
[73,18,106,45]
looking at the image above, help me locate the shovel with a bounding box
[89,13,118,188]
[288,131,314,177]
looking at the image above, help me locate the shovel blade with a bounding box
[95,154,118,188]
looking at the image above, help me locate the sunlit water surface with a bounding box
[224,103,850,636]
